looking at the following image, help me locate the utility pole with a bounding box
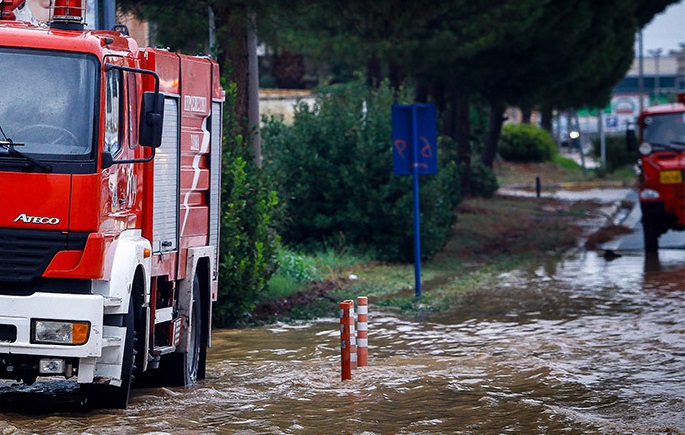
[598,108,605,170]
[102,0,116,30]
[208,6,216,55]
[638,30,644,113]
[648,48,663,99]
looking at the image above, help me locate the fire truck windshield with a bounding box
[643,113,685,148]
[0,47,97,161]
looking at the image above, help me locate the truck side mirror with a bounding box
[626,129,637,151]
[139,91,164,148]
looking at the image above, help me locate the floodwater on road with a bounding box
[1,250,684,434]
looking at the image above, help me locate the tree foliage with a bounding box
[121,0,679,177]
[262,80,461,262]
[265,0,679,173]
[215,83,280,326]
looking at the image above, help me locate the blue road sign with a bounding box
[391,104,438,298]
[392,105,437,176]
[605,115,619,129]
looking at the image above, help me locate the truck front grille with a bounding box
[0,228,89,292]
[0,324,16,342]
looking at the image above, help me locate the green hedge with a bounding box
[469,159,499,198]
[591,135,634,172]
[499,123,557,162]
[262,80,461,262]
[214,82,280,326]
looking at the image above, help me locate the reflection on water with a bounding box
[1,251,684,434]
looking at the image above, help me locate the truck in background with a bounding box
[0,0,223,408]
[627,93,685,252]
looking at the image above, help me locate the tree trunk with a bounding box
[366,51,382,87]
[388,59,405,91]
[521,107,531,124]
[214,2,248,124]
[441,88,455,141]
[540,106,553,133]
[481,101,506,168]
[455,93,471,196]
[212,2,261,164]
[246,11,261,166]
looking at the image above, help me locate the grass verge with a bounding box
[493,159,635,188]
[250,192,602,325]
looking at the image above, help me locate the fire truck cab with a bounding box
[0,1,223,408]
[627,93,685,252]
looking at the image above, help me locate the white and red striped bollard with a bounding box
[356,296,368,367]
[339,300,356,380]
[350,302,358,371]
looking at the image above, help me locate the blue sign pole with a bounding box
[391,104,437,299]
[411,106,422,298]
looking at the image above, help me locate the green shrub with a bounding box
[591,135,634,173]
[262,80,461,262]
[499,123,557,162]
[214,82,280,326]
[439,136,499,198]
[469,160,499,198]
[275,248,319,283]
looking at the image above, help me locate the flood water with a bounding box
[1,250,684,434]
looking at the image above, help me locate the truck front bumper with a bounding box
[0,292,104,359]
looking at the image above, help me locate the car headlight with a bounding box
[638,142,652,156]
[32,320,90,345]
[640,189,660,200]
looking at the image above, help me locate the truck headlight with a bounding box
[32,320,90,345]
[638,142,652,156]
[640,189,660,200]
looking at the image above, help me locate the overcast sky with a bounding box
[640,0,685,54]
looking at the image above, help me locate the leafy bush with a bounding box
[469,160,499,198]
[591,135,634,172]
[498,123,557,162]
[275,248,319,283]
[439,136,499,198]
[262,80,461,262]
[214,83,280,326]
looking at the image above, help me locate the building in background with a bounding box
[553,45,685,145]
[615,46,685,97]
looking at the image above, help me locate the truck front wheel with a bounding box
[82,297,137,409]
[642,214,660,252]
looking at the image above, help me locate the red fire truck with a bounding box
[627,93,685,252]
[0,1,223,408]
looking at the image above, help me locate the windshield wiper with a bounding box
[0,124,52,173]
[0,140,53,173]
[650,141,685,152]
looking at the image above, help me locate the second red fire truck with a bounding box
[628,93,685,252]
[0,0,223,408]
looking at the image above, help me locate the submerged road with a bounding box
[1,187,683,433]
[601,191,685,251]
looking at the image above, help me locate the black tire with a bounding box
[82,298,136,409]
[642,215,659,253]
[160,275,203,387]
[182,275,203,385]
